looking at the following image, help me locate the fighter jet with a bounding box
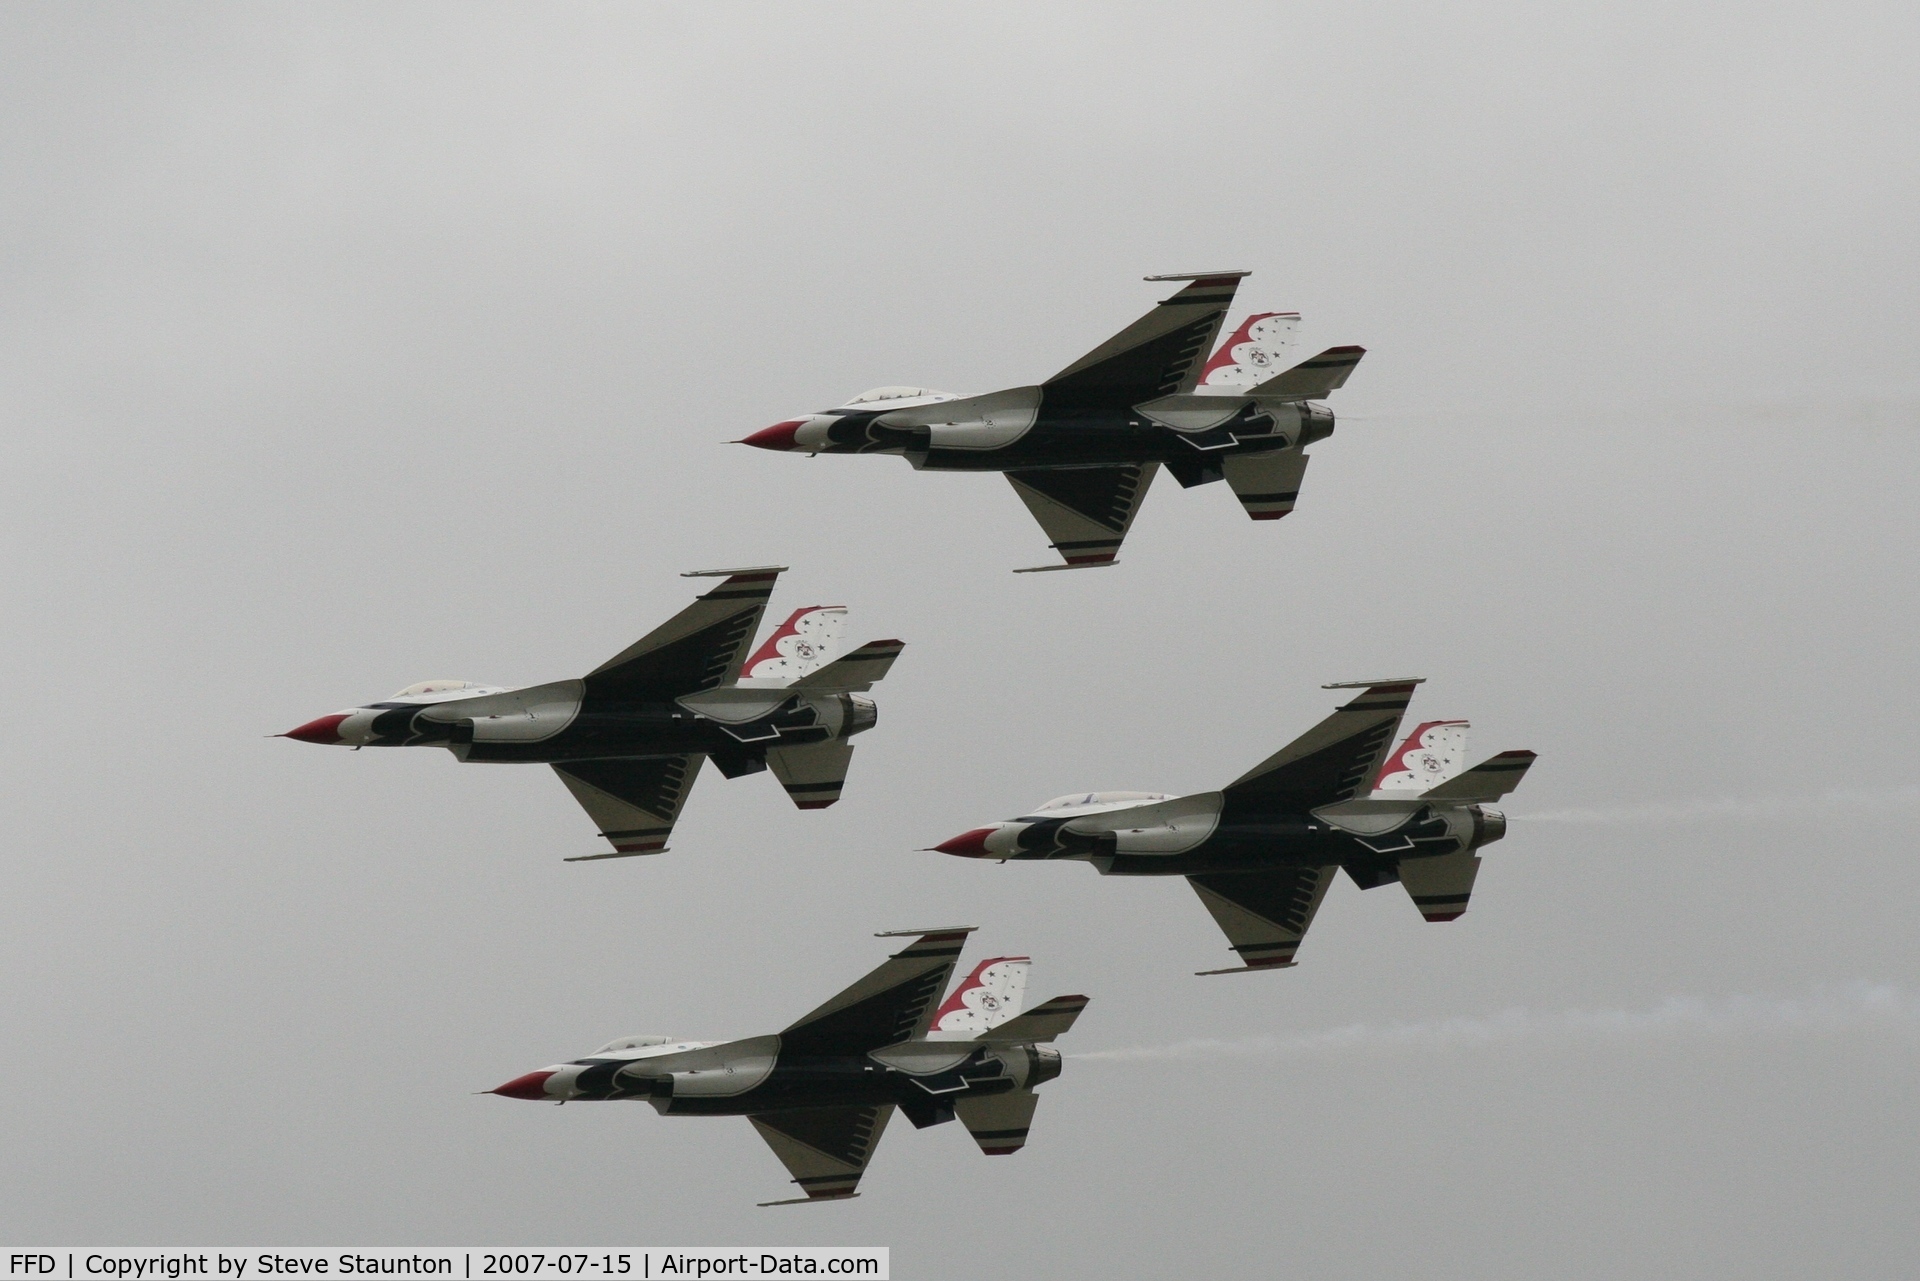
[279,567,902,860]
[932,681,1534,973]
[739,272,1362,570]
[487,928,1087,1204]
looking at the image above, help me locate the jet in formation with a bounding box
[933,680,1535,973]
[488,927,1086,1204]
[280,567,901,859]
[740,272,1363,570]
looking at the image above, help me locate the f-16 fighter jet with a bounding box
[279,567,902,860]
[932,681,1535,973]
[487,928,1087,1205]
[739,272,1362,570]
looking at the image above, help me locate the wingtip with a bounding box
[1321,676,1426,689]
[681,564,789,578]
[1143,269,1251,281]
[758,1192,860,1207]
[1012,560,1118,574]
[563,847,667,862]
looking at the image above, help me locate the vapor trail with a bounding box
[1074,983,1920,1063]
[1513,785,1920,825]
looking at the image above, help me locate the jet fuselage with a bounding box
[495,1034,1061,1129]
[938,791,1507,883]
[286,683,875,775]
[749,387,1336,482]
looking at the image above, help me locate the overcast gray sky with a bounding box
[4,3,1918,1276]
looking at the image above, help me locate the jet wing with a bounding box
[780,928,975,1056]
[556,755,705,859]
[1007,463,1159,572]
[1188,865,1339,974]
[751,1104,895,1205]
[1223,680,1422,811]
[1044,272,1247,410]
[584,567,785,700]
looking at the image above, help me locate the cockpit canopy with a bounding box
[388,680,501,701]
[592,1034,676,1054]
[1031,791,1176,812]
[839,386,959,406]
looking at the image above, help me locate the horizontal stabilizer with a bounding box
[974,994,1089,1042]
[1221,449,1310,521]
[765,741,855,810]
[1397,849,1482,922]
[1250,346,1365,400]
[791,639,904,691]
[1421,750,1536,801]
[954,1089,1040,1156]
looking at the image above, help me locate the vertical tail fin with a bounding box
[1197,311,1301,392]
[740,606,849,681]
[1374,720,1471,792]
[929,956,1031,1033]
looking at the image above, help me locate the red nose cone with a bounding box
[281,713,349,744]
[933,827,997,857]
[738,419,805,451]
[490,1070,555,1100]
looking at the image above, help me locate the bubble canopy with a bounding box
[1031,791,1175,812]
